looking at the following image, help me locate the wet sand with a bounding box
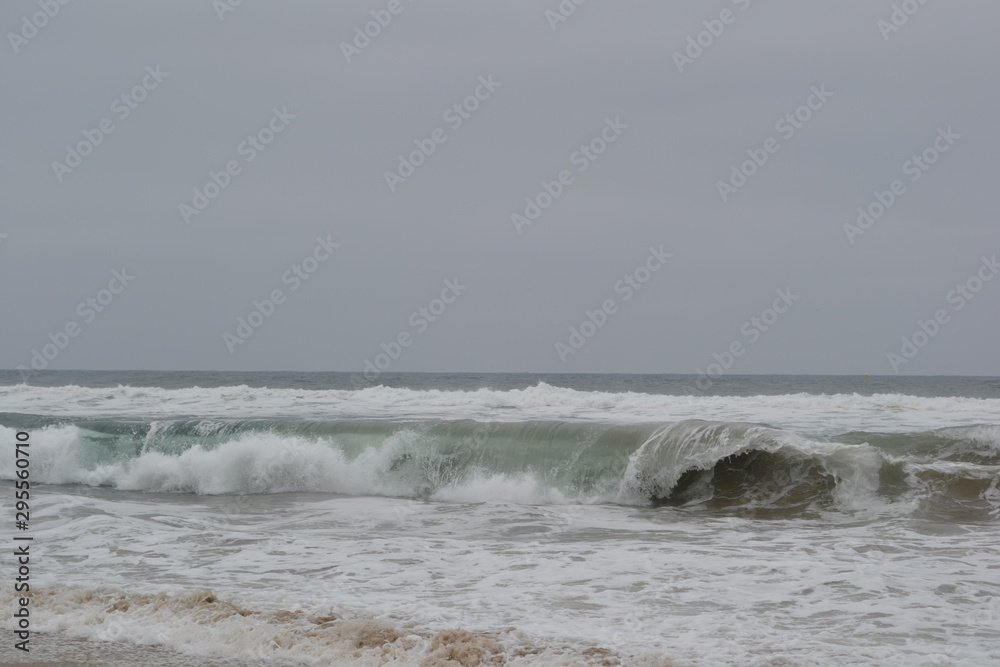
[3,629,673,667]
[4,633,276,667]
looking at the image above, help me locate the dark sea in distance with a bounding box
[4,369,1000,396]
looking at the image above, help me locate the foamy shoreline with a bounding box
[3,631,274,667]
[4,588,675,667]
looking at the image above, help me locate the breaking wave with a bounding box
[2,416,997,519]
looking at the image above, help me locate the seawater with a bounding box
[1,372,998,666]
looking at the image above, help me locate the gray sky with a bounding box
[3,0,998,376]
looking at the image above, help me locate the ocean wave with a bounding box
[2,418,997,519]
[1,382,999,434]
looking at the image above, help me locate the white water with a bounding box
[2,382,999,665]
[4,489,999,666]
[0,419,912,510]
[3,382,1000,434]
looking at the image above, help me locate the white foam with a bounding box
[0,420,896,511]
[2,382,998,435]
[430,471,570,505]
[0,425,451,498]
[3,382,998,665]
[5,491,998,666]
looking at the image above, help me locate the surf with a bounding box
[2,417,997,520]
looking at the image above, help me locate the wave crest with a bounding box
[3,418,997,518]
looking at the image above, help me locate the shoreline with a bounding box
[3,631,276,667]
[4,588,675,667]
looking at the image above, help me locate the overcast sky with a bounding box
[2,1,998,376]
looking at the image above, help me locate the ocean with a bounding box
[1,372,998,666]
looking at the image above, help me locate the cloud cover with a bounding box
[2,0,998,375]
